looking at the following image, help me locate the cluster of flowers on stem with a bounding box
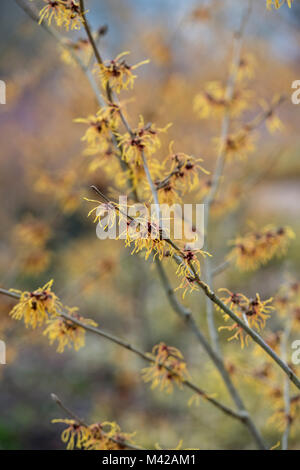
[142,343,189,393]
[9,280,97,352]
[53,418,136,450]
[219,288,274,348]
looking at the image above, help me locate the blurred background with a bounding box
[0,0,299,450]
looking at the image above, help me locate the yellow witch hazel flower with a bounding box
[9,280,61,329]
[14,217,51,248]
[142,343,189,394]
[13,216,52,275]
[85,196,168,261]
[18,250,51,276]
[52,419,91,450]
[267,0,294,10]
[194,81,227,119]
[268,395,300,434]
[218,288,274,348]
[126,225,167,261]
[175,246,211,298]
[33,0,83,31]
[99,51,150,93]
[176,246,210,280]
[43,307,97,353]
[121,210,169,261]
[118,115,172,165]
[85,197,124,229]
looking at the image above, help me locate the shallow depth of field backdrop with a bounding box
[0,0,300,450]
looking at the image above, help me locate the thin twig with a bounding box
[51,393,88,427]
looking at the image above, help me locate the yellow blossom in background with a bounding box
[74,113,110,148]
[189,6,211,22]
[194,81,253,120]
[75,105,121,152]
[34,170,80,213]
[228,225,295,271]
[99,51,149,93]
[176,247,210,279]
[217,131,256,161]
[13,216,52,275]
[14,217,51,248]
[9,280,61,328]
